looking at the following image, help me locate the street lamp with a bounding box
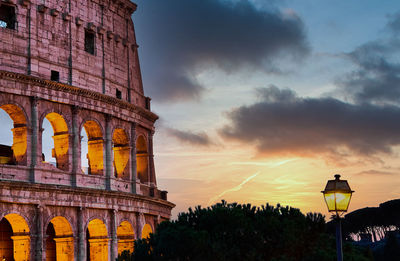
[322,174,354,261]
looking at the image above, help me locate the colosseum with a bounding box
[0,0,174,259]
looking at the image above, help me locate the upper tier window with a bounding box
[84,30,95,55]
[0,5,16,30]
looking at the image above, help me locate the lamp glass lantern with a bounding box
[322,174,354,215]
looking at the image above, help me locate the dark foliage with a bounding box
[118,201,370,261]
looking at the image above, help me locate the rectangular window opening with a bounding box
[84,30,95,55]
[51,70,60,82]
[116,89,122,99]
[0,5,16,30]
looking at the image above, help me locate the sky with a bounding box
[1,0,399,219]
[132,0,400,218]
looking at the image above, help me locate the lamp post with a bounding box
[321,174,354,261]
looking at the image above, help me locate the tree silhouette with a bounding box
[119,201,370,261]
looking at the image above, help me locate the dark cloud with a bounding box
[134,0,309,102]
[338,41,400,105]
[166,128,213,146]
[220,86,400,158]
[338,13,400,105]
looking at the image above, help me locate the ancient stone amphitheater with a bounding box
[0,0,174,259]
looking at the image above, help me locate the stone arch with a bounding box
[0,213,30,261]
[86,218,108,261]
[112,128,130,180]
[117,220,134,255]
[42,112,70,171]
[136,135,149,183]
[0,104,28,165]
[82,120,104,175]
[141,223,152,239]
[45,216,74,261]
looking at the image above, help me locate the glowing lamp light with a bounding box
[322,174,354,215]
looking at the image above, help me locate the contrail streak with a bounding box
[208,172,260,205]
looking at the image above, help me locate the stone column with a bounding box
[148,130,156,187]
[71,106,80,187]
[110,209,118,260]
[105,114,112,190]
[30,96,39,183]
[137,213,145,239]
[77,207,86,261]
[35,205,43,261]
[130,122,137,194]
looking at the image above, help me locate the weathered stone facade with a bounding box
[0,0,174,260]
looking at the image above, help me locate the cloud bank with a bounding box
[134,0,309,102]
[220,86,400,158]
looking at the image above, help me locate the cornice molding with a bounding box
[0,70,159,123]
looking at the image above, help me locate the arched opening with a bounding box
[42,112,70,171]
[0,213,30,261]
[0,104,27,165]
[117,221,134,255]
[86,219,108,261]
[141,224,152,239]
[0,218,13,260]
[46,222,56,261]
[81,121,104,175]
[46,216,74,261]
[136,136,149,183]
[112,129,130,179]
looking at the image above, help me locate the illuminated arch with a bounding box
[0,104,28,165]
[112,129,130,179]
[46,216,74,261]
[0,218,13,260]
[82,120,104,175]
[0,213,30,261]
[42,112,70,171]
[117,221,135,255]
[141,224,152,239]
[3,213,30,233]
[136,135,149,183]
[87,219,108,261]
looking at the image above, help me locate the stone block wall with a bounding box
[0,0,146,107]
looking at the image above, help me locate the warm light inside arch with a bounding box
[2,213,30,261]
[82,120,104,175]
[0,104,27,165]
[117,221,135,255]
[141,224,152,239]
[113,129,130,179]
[46,216,74,261]
[136,135,149,183]
[87,219,108,261]
[44,112,70,171]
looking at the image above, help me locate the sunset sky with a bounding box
[133,0,400,218]
[1,0,399,219]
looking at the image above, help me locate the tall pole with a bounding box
[335,216,343,261]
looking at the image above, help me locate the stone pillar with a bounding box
[35,205,43,261]
[137,213,145,239]
[110,209,118,260]
[30,96,39,183]
[77,207,86,261]
[148,130,156,186]
[54,237,74,261]
[130,122,137,194]
[71,106,80,187]
[12,235,31,261]
[105,114,112,190]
